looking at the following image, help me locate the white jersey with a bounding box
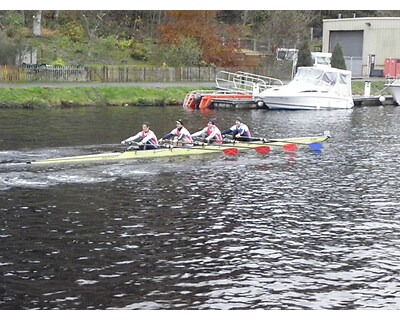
[192,125,222,143]
[169,127,193,142]
[229,123,251,137]
[125,129,158,145]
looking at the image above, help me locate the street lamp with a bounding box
[53,46,57,60]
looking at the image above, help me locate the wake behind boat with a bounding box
[254,66,354,110]
[28,134,330,165]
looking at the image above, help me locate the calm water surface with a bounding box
[1,105,400,309]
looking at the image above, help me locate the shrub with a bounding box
[61,22,86,42]
[151,37,202,67]
[53,57,65,67]
[116,39,134,50]
[0,34,18,65]
[130,41,149,61]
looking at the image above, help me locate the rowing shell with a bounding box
[29,135,329,165]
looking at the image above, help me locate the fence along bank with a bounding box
[0,63,293,83]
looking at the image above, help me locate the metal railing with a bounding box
[216,70,283,93]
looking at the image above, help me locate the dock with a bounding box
[353,95,396,106]
[210,95,397,109]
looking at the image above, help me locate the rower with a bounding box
[221,117,252,142]
[192,119,223,145]
[159,119,193,147]
[121,122,159,150]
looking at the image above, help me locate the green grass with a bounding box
[352,80,387,95]
[0,80,390,109]
[0,86,207,108]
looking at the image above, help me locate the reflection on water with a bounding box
[1,106,400,309]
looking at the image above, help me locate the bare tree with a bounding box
[82,12,105,57]
[32,10,41,36]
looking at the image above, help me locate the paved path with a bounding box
[0,82,215,88]
[0,76,386,88]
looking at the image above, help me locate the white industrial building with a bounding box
[322,17,400,77]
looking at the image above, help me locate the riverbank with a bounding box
[0,84,211,108]
[0,80,389,108]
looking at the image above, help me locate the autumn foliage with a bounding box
[157,11,239,67]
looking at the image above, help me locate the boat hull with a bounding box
[386,83,400,105]
[260,94,354,110]
[30,135,329,165]
[184,91,253,109]
[255,66,354,110]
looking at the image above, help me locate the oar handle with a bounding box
[193,137,225,145]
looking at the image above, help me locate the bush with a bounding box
[116,39,134,50]
[61,22,85,42]
[152,37,202,67]
[52,57,65,67]
[0,34,18,65]
[2,11,24,37]
[130,41,149,61]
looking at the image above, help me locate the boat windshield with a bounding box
[292,67,352,96]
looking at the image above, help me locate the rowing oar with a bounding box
[158,141,238,157]
[192,138,269,155]
[263,142,322,152]
[221,140,270,154]
[190,142,238,156]
[234,137,323,152]
[279,142,323,152]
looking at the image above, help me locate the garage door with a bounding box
[329,31,363,76]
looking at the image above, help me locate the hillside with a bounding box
[2,10,399,68]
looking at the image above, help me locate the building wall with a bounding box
[322,17,400,76]
[16,49,38,65]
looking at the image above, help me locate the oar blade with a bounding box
[283,143,297,152]
[308,142,323,151]
[223,148,238,157]
[255,146,271,154]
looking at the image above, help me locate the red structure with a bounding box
[384,58,400,78]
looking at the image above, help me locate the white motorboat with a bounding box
[385,78,400,105]
[255,66,354,110]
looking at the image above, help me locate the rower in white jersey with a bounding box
[121,122,159,150]
[221,117,252,141]
[192,119,223,145]
[159,119,193,146]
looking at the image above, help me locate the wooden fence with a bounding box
[0,63,293,83]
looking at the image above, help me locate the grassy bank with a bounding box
[0,80,389,108]
[352,80,387,95]
[0,86,207,108]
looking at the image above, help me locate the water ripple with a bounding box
[2,106,400,309]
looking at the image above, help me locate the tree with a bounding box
[331,42,346,70]
[0,10,24,37]
[82,12,106,57]
[157,11,239,67]
[245,11,314,50]
[32,10,42,37]
[297,39,313,69]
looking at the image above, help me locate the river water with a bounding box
[1,105,400,310]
